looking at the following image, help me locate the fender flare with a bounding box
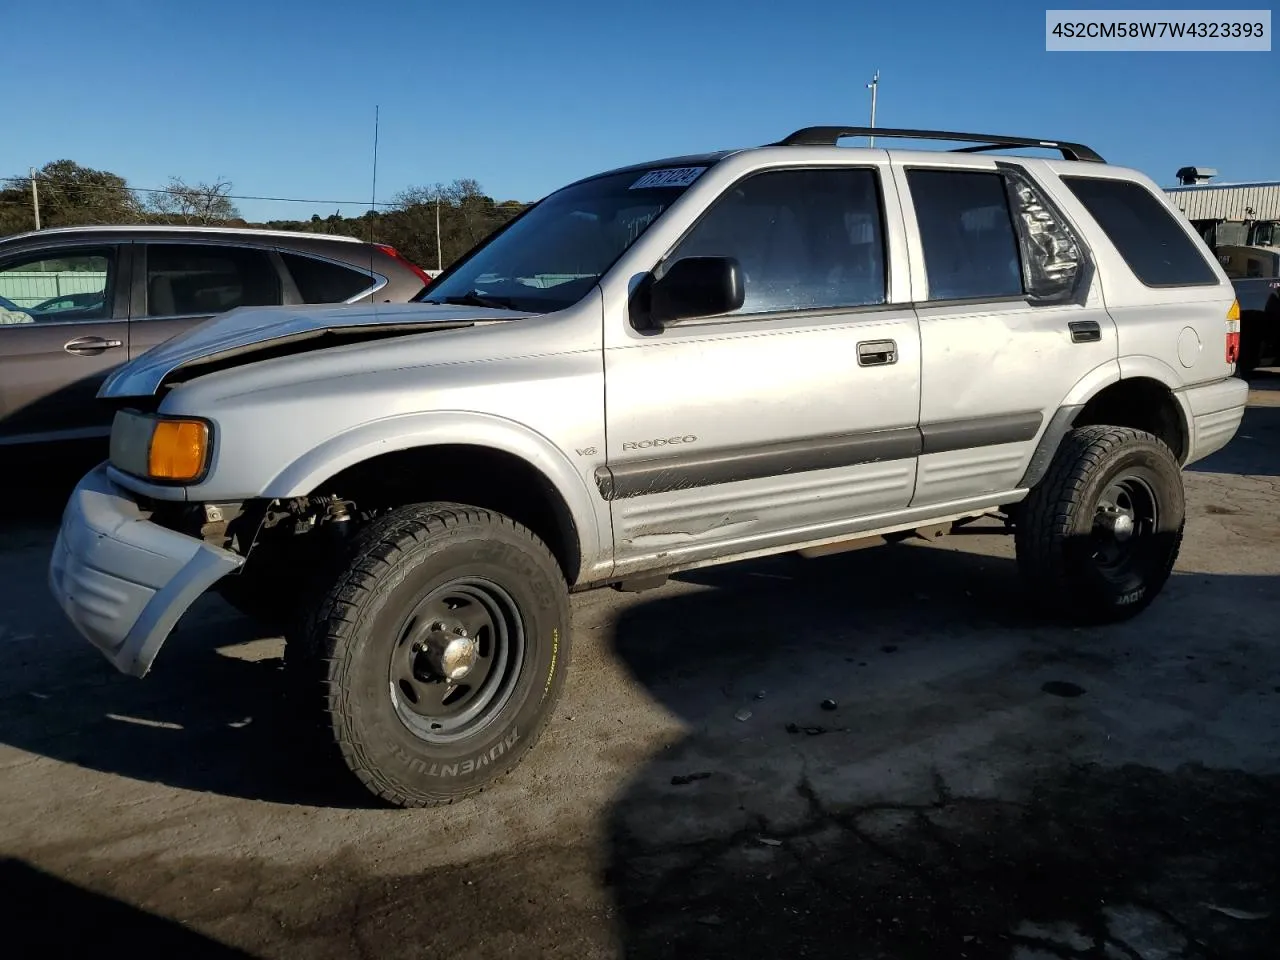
[261,410,606,574]
[1018,358,1191,489]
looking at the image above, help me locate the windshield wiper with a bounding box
[426,292,519,310]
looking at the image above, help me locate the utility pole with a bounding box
[435,198,443,272]
[30,167,40,230]
[867,71,880,147]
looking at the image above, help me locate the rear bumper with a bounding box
[1182,376,1250,466]
[47,463,244,677]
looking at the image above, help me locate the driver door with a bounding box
[602,163,922,576]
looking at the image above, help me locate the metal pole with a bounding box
[436,199,443,272]
[867,71,879,147]
[30,167,40,230]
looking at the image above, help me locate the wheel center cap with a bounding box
[421,625,480,681]
[1111,513,1135,541]
[439,635,479,680]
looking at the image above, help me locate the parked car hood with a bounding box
[99,302,527,398]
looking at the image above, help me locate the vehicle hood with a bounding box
[99,301,528,398]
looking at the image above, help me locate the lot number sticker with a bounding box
[630,166,706,189]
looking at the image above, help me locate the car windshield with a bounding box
[418,164,712,314]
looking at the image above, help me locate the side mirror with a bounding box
[646,256,744,328]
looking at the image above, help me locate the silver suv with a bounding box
[48,127,1249,807]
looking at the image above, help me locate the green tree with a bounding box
[388,179,526,270]
[0,160,143,235]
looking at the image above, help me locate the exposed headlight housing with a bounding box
[110,411,211,483]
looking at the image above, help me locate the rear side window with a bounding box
[281,252,374,303]
[1060,177,1219,287]
[906,169,1023,301]
[145,244,281,317]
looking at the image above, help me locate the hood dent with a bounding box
[98,303,527,398]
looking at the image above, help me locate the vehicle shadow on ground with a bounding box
[599,545,1280,958]
[0,857,256,958]
[0,452,372,808]
[0,628,373,809]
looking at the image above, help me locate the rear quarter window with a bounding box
[1060,176,1220,288]
[281,252,375,303]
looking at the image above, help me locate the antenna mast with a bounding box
[866,71,879,147]
[369,105,379,244]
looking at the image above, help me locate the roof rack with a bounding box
[772,127,1105,163]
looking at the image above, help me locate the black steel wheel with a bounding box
[388,578,525,743]
[1088,474,1160,584]
[1016,425,1184,623]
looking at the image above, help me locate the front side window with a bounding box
[420,165,710,314]
[1060,176,1220,287]
[0,249,115,326]
[907,169,1023,302]
[144,244,281,318]
[667,167,887,315]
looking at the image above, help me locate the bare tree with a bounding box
[147,177,240,224]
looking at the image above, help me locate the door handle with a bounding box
[64,336,124,356]
[857,339,897,366]
[1068,321,1101,344]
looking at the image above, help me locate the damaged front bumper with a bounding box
[48,463,244,677]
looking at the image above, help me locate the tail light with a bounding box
[1226,298,1240,365]
[376,244,435,288]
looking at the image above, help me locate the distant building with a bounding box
[1164,177,1280,223]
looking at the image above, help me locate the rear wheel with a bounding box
[1015,425,1184,623]
[294,503,571,807]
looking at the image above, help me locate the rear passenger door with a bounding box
[128,242,284,360]
[890,157,1117,508]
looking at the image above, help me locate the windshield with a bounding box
[418,164,711,313]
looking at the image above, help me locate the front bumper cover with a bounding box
[48,463,244,677]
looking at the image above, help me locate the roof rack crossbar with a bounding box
[772,126,1104,163]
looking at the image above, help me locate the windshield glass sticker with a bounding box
[630,166,707,190]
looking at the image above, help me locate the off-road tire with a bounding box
[293,502,571,808]
[1015,425,1184,623]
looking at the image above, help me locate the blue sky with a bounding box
[9,0,1277,221]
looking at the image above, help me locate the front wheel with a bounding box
[1015,425,1185,623]
[295,503,571,807]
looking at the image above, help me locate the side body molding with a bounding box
[261,411,610,581]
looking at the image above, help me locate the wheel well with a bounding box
[312,445,582,582]
[1073,378,1187,462]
